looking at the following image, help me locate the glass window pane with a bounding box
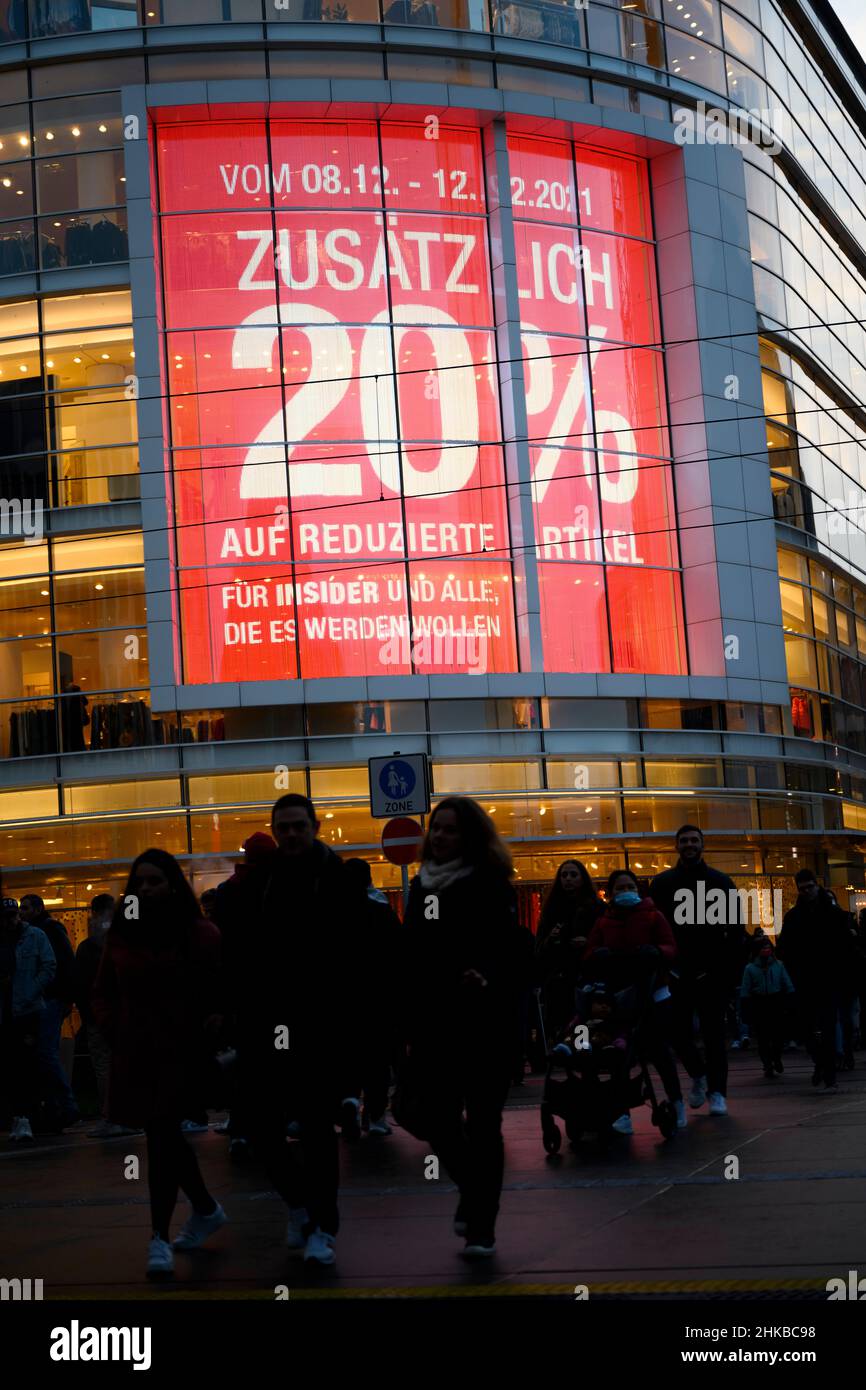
[721,3,763,67]
[57,627,148,693]
[36,149,126,215]
[0,576,51,638]
[0,635,54,698]
[42,289,131,332]
[661,0,719,43]
[37,208,128,268]
[53,567,145,631]
[269,0,377,18]
[0,541,48,578]
[779,580,811,635]
[0,107,31,164]
[0,165,33,218]
[666,30,726,91]
[33,94,123,158]
[492,0,584,46]
[0,220,36,275]
[52,530,144,572]
[28,0,138,36]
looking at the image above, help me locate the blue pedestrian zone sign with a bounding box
[379,759,416,800]
[369,753,430,818]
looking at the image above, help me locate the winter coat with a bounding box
[4,923,56,1020]
[401,864,528,1054]
[649,859,746,987]
[218,839,361,1073]
[31,913,75,1010]
[536,895,603,989]
[777,891,859,997]
[741,958,795,999]
[584,898,677,965]
[91,915,220,1128]
[73,934,106,1027]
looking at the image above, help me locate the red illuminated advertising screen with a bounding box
[155,115,685,682]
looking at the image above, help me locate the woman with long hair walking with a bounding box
[401,796,527,1259]
[93,848,225,1278]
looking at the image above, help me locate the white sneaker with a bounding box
[286,1208,309,1249]
[180,1119,209,1133]
[367,1115,392,1136]
[708,1093,728,1116]
[730,1039,742,1050]
[462,1238,496,1259]
[285,1120,302,1139]
[612,1113,634,1136]
[675,1100,687,1129]
[303,1228,336,1266]
[10,1116,33,1142]
[688,1075,707,1108]
[172,1202,227,1250]
[146,1237,174,1279]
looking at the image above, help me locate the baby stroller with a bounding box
[540,964,679,1152]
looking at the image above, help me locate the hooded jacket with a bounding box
[741,957,794,999]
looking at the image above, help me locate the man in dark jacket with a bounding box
[20,894,79,1131]
[224,794,360,1268]
[650,825,744,1117]
[777,870,859,1091]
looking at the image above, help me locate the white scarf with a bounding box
[418,858,474,893]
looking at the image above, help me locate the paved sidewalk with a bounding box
[3,1052,866,1300]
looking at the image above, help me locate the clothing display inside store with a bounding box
[9,706,57,757]
[0,219,128,275]
[184,716,225,743]
[64,217,128,267]
[0,230,36,275]
[30,0,92,37]
[90,699,153,750]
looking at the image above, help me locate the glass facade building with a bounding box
[1,0,865,937]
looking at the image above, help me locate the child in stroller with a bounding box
[541,972,681,1151]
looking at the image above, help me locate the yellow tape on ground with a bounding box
[51,1276,828,1300]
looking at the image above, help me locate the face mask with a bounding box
[614,890,641,908]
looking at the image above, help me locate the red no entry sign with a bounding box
[381,816,423,865]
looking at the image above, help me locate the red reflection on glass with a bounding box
[574,148,650,238]
[607,566,686,674]
[269,120,381,210]
[157,121,269,213]
[580,231,659,346]
[538,563,610,673]
[515,221,586,337]
[506,135,576,226]
[380,122,486,212]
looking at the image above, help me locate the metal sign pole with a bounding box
[401,862,410,911]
